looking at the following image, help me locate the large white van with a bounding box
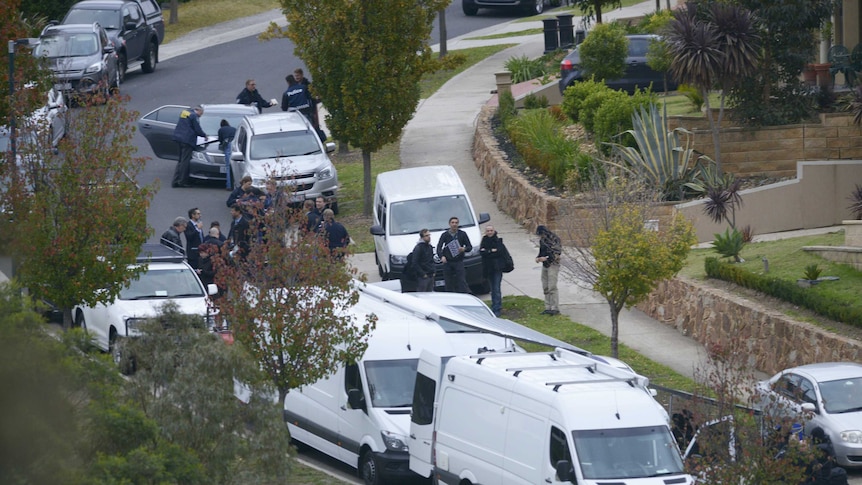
[369,165,489,292]
[283,283,521,485]
[409,348,694,485]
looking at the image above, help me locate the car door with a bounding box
[409,351,441,478]
[230,124,249,182]
[137,105,187,159]
[122,3,146,60]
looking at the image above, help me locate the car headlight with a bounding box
[318,166,333,180]
[390,254,408,265]
[380,430,408,452]
[125,317,148,335]
[191,150,210,163]
[84,62,103,74]
[840,430,862,443]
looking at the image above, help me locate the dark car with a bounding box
[558,34,677,94]
[137,104,258,182]
[62,0,163,83]
[34,22,119,98]
[462,0,559,15]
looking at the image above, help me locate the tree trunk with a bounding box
[609,301,621,358]
[595,1,603,24]
[169,0,178,25]
[338,141,349,154]
[362,149,372,217]
[438,9,448,58]
[62,307,73,331]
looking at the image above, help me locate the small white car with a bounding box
[73,244,217,366]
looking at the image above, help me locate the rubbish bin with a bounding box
[575,29,586,45]
[557,14,574,49]
[542,18,559,54]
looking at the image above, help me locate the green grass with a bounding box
[420,44,516,98]
[162,0,279,45]
[466,28,543,40]
[658,91,723,116]
[517,0,646,22]
[290,460,350,484]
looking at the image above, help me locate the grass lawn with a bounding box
[162,0,279,45]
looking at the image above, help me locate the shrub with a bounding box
[565,152,605,192]
[847,184,862,219]
[547,105,568,123]
[803,264,822,281]
[593,90,636,152]
[712,228,745,262]
[678,84,704,112]
[523,93,548,110]
[497,90,517,128]
[560,78,610,122]
[580,88,618,134]
[504,55,545,83]
[507,109,575,187]
[578,23,628,81]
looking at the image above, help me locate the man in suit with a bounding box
[184,207,204,268]
[227,204,250,259]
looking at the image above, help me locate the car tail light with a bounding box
[561,59,573,72]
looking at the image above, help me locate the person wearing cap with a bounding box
[171,105,206,188]
[535,225,562,315]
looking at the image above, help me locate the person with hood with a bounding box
[535,224,561,315]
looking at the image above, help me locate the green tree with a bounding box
[571,0,621,24]
[270,0,450,215]
[578,22,627,82]
[214,194,374,403]
[558,172,696,357]
[1,94,157,328]
[19,0,76,24]
[1,0,51,123]
[665,2,760,171]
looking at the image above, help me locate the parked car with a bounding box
[72,244,217,372]
[756,362,862,468]
[229,111,338,209]
[34,22,120,98]
[137,104,258,182]
[62,0,163,82]
[558,34,677,94]
[462,0,559,16]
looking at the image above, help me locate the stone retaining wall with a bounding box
[636,278,862,376]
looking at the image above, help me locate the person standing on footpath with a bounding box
[236,79,277,113]
[217,119,236,190]
[171,105,206,188]
[184,207,204,269]
[318,209,349,260]
[535,225,562,315]
[413,228,436,292]
[480,225,504,317]
[436,216,471,293]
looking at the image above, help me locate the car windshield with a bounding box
[572,426,685,480]
[36,33,98,58]
[364,358,418,408]
[64,9,119,29]
[199,113,248,135]
[249,131,321,160]
[819,377,862,413]
[389,195,476,235]
[119,267,205,300]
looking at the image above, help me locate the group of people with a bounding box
[170,68,324,190]
[159,207,228,293]
[404,220,562,318]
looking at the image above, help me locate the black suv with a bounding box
[62,0,164,83]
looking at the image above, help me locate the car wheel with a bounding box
[360,450,383,485]
[462,0,478,16]
[118,52,127,84]
[525,0,544,14]
[142,42,157,73]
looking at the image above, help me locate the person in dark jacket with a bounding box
[318,208,349,260]
[413,228,436,292]
[196,243,216,288]
[184,207,204,269]
[160,217,187,254]
[236,79,276,113]
[535,225,562,315]
[171,106,206,188]
[281,75,313,120]
[209,221,227,243]
[217,119,236,190]
[480,225,504,316]
[293,68,326,141]
[436,216,471,293]
[227,204,251,259]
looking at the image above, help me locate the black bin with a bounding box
[542,18,559,53]
[557,14,574,49]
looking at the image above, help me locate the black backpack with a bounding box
[500,240,514,273]
[402,247,418,281]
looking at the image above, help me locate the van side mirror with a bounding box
[801,402,818,414]
[478,212,490,224]
[347,388,366,411]
[325,142,336,153]
[555,460,575,482]
[370,224,385,236]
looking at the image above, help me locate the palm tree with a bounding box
[665,2,760,173]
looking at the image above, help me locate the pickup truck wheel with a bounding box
[360,450,384,485]
[462,0,478,15]
[142,42,157,73]
[118,52,127,83]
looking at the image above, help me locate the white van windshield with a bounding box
[389,195,476,235]
[572,426,685,479]
[364,358,418,408]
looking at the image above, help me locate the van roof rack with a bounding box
[137,243,185,263]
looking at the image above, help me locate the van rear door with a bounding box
[409,350,443,478]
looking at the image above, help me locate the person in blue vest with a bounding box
[171,105,206,188]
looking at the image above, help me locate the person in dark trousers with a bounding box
[413,228,436,292]
[217,119,236,190]
[318,208,349,260]
[160,217,187,254]
[536,225,562,315]
[184,207,204,269]
[480,224,504,316]
[227,204,251,259]
[171,106,206,188]
[436,216,471,293]
[236,79,276,113]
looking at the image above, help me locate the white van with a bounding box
[409,348,694,485]
[369,165,489,292]
[283,283,521,485]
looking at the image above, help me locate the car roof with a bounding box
[200,104,259,116]
[42,23,102,35]
[376,165,466,202]
[786,362,862,382]
[243,112,310,135]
